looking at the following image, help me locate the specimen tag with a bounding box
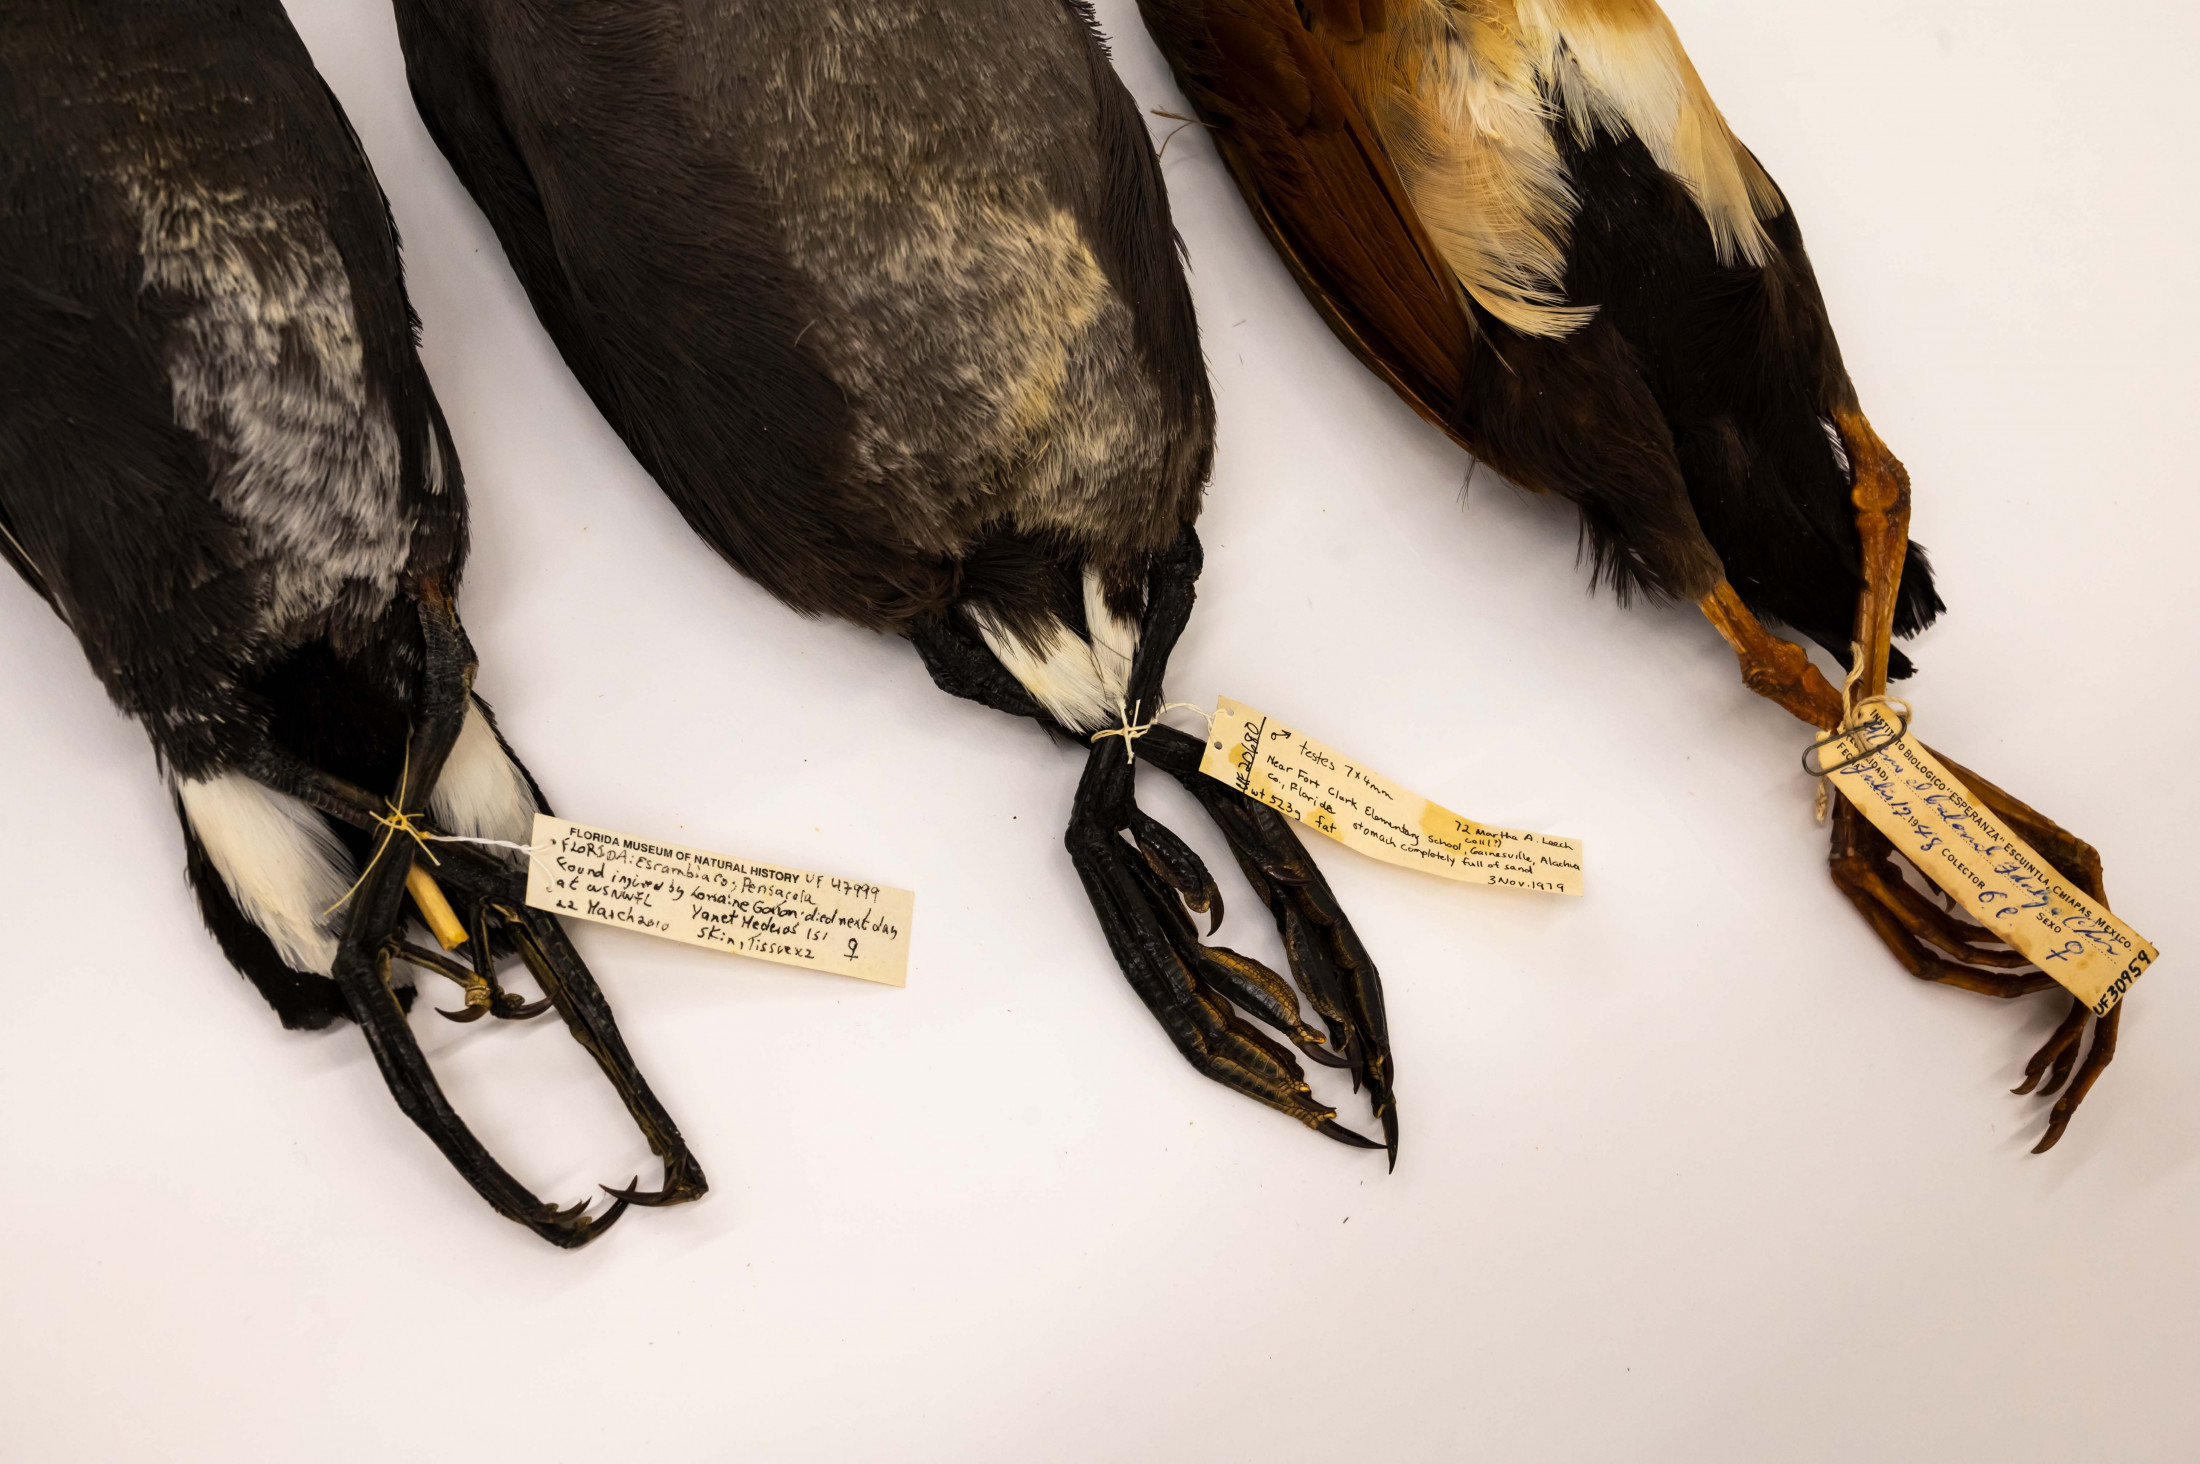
[1820,708,2155,1015]
[1196,697,1583,895]
[523,815,912,987]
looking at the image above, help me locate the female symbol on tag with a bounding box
[524,815,914,987]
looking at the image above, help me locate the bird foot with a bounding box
[1827,757,2120,1152]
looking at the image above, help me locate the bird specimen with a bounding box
[0,0,703,1242]
[1130,0,2117,1148]
[393,0,1398,1156]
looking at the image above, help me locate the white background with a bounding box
[4,1,2194,1458]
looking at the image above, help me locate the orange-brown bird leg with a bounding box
[1828,800,2057,1000]
[1697,582,1844,733]
[1827,410,2118,1151]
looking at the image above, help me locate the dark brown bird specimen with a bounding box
[1132,0,2118,1148]
[0,0,702,1242]
[394,0,1398,1157]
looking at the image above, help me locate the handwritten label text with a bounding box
[1823,710,2154,1015]
[1197,697,1583,896]
[523,815,912,987]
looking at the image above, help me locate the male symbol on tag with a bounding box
[1814,709,2156,1016]
[1196,697,1583,895]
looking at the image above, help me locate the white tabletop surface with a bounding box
[5,1,2194,1459]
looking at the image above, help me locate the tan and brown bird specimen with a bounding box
[1133,0,2120,1148]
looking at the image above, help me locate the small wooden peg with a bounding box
[405,865,470,951]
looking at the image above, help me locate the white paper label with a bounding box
[1823,709,2155,1015]
[1196,697,1584,896]
[523,814,912,987]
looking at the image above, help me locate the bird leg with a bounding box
[316,583,704,1242]
[916,530,1393,1157]
[466,896,553,1021]
[1089,531,1393,1158]
[1139,723,1396,1156]
[410,588,705,1209]
[1826,410,2119,1151]
[323,614,626,1245]
[1067,745,1379,1152]
[1698,580,1844,732]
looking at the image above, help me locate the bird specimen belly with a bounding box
[1312,0,1778,336]
[129,175,425,646]
[719,0,1179,555]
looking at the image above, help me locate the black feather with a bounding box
[401,0,1395,1149]
[2,0,456,1003]
[1553,122,1944,672]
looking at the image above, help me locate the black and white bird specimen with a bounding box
[1129,0,2118,1148]
[0,0,704,1242]
[393,0,1398,1157]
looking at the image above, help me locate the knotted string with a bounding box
[1805,643,1914,823]
[319,749,548,917]
[1089,698,1214,765]
[322,748,431,917]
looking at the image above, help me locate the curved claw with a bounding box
[531,1192,631,1248]
[1316,1118,1384,1151]
[2028,1021,2086,1099]
[2032,1004,2120,1154]
[1295,1037,1351,1069]
[492,992,554,1021]
[1130,808,1224,935]
[437,1001,492,1024]
[601,1153,709,1209]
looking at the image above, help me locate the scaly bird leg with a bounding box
[410,591,705,1210]
[1698,581,1844,732]
[466,897,553,1021]
[1828,411,2120,1152]
[326,583,624,1244]
[1141,725,1397,1162]
[326,583,705,1241]
[913,529,1394,1159]
[1067,749,1375,1151]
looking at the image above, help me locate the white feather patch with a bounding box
[177,772,353,975]
[1081,568,1140,698]
[428,701,538,845]
[968,584,1141,738]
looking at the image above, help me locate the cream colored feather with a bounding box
[1316,0,1781,339]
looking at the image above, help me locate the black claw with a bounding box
[493,993,554,1021]
[1317,1118,1384,1151]
[1296,1038,1351,1069]
[437,1002,490,1024]
[1130,808,1225,934]
[537,1193,630,1247]
[601,1156,708,1209]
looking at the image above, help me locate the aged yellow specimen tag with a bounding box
[1821,708,2155,1015]
[1196,697,1583,895]
[523,815,912,987]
